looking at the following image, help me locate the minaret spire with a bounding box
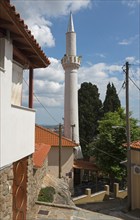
[67,12,75,32]
[61,13,81,144]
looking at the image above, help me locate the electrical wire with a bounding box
[23,78,59,124]
[129,76,140,91]
[79,136,123,162]
[117,81,125,95]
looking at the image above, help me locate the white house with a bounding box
[0,0,50,219]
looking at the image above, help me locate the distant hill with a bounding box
[40,124,59,129]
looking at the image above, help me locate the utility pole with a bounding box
[59,123,62,178]
[125,61,131,210]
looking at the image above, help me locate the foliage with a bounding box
[88,108,140,181]
[103,83,121,114]
[78,82,102,156]
[38,186,55,203]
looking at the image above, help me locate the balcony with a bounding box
[61,55,81,69]
[0,104,35,168]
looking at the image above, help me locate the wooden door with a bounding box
[13,157,28,220]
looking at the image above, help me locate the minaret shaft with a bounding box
[64,69,79,143]
[66,32,76,56]
[61,13,80,144]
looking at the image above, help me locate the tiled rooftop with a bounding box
[123,140,140,150]
[33,143,51,168]
[73,160,98,171]
[130,140,140,150]
[35,125,77,147]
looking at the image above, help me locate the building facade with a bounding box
[0,1,50,219]
[35,125,78,192]
[130,141,140,210]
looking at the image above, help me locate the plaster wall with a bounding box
[0,38,35,168]
[0,38,13,167]
[131,150,140,210]
[48,147,74,191]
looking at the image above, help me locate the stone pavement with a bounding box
[31,202,123,220]
[77,198,140,220]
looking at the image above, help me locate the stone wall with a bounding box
[0,156,49,219]
[27,155,48,219]
[0,164,13,220]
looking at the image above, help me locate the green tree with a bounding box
[103,83,121,114]
[78,82,102,156]
[89,108,140,182]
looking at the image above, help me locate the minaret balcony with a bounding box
[61,55,81,67]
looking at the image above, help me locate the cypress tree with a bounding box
[78,82,102,156]
[103,82,121,114]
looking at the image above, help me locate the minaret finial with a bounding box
[67,12,74,32]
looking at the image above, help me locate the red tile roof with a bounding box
[123,141,140,150]
[0,0,50,68]
[73,160,98,171]
[130,141,140,150]
[33,143,51,168]
[35,125,78,147]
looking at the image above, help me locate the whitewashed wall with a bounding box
[0,38,35,168]
[48,147,74,191]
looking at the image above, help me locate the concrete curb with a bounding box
[35,201,82,211]
[35,201,125,220]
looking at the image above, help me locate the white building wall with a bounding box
[1,105,35,166]
[48,147,74,191]
[0,38,13,168]
[0,38,35,168]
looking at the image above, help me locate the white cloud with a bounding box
[35,57,64,82]
[23,57,139,124]
[11,0,91,48]
[125,56,135,63]
[26,16,55,47]
[34,80,63,95]
[78,62,123,101]
[96,53,106,58]
[118,35,139,45]
[12,0,91,18]
[122,0,140,8]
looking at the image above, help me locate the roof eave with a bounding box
[0,0,50,69]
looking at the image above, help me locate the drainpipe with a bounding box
[29,68,33,108]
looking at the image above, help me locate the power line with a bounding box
[129,76,140,91]
[79,136,123,162]
[23,78,59,124]
[33,93,59,124]
[118,81,125,95]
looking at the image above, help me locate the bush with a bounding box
[38,186,55,203]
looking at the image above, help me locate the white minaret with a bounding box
[61,13,81,144]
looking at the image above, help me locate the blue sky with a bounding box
[12,0,140,125]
